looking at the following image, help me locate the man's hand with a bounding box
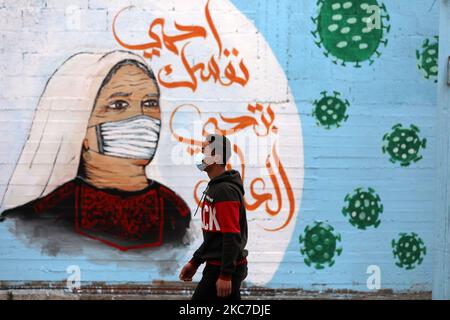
[216,278,232,297]
[179,262,197,281]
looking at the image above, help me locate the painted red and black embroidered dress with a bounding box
[1,178,191,250]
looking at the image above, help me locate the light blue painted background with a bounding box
[231,0,438,291]
[0,0,440,292]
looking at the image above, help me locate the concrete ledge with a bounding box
[0,281,431,300]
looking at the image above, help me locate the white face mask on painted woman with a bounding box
[95,114,161,160]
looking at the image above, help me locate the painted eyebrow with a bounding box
[107,92,131,99]
[143,93,159,99]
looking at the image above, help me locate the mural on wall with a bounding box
[0,51,191,251]
[416,36,439,83]
[342,187,383,230]
[311,0,390,67]
[392,233,427,270]
[169,102,296,232]
[312,91,350,129]
[0,0,304,286]
[382,124,427,167]
[112,0,250,92]
[110,0,305,285]
[299,221,343,269]
[302,0,431,276]
[0,0,439,290]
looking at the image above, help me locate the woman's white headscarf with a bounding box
[1,50,148,211]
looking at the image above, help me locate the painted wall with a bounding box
[433,0,450,300]
[0,0,440,292]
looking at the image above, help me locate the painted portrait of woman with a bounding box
[0,50,191,252]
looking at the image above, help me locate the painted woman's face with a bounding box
[90,64,160,125]
[84,63,161,163]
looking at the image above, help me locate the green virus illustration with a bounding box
[382,124,427,167]
[311,0,391,67]
[392,233,426,270]
[416,36,439,83]
[312,91,350,129]
[299,221,343,269]
[342,187,383,229]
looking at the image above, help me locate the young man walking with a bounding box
[179,134,248,300]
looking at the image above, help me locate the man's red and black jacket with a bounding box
[190,170,248,280]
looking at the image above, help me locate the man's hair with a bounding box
[205,134,232,166]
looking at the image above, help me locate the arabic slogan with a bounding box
[112,0,250,92]
[112,0,295,231]
[169,103,295,232]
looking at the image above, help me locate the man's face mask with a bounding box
[94,114,161,160]
[195,145,223,172]
[195,152,208,172]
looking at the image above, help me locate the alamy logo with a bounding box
[366,265,381,290]
[66,265,81,292]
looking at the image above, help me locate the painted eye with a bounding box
[142,99,159,108]
[107,100,129,110]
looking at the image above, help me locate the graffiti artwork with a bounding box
[0,51,191,251]
[312,91,350,129]
[169,102,296,232]
[382,124,427,167]
[299,221,343,269]
[0,0,439,293]
[392,233,426,270]
[110,0,305,285]
[112,0,250,92]
[0,0,304,286]
[342,187,383,230]
[312,0,390,67]
[416,36,439,83]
